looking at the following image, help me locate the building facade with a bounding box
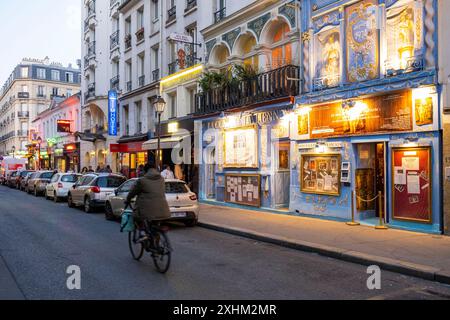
[0,57,81,160]
[31,94,82,172]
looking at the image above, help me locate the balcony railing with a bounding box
[312,74,341,91]
[214,7,226,23]
[152,69,160,82]
[18,111,29,118]
[17,92,30,99]
[17,130,29,137]
[126,81,132,92]
[138,75,145,87]
[110,30,119,50]
[85,82,95,101]
[167,6,176,23]
[385,55,424,77]
[195,65,299,116]
[110,75,120,91]
[185,0,197,12]
[136,27,145,42]
[87,41,96,56]
[87,0,96,17]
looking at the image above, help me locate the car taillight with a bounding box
[189,194,197,201]
[91,186,101,193]
[58,183,63,189]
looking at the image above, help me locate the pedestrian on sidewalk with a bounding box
[161,165,174,180]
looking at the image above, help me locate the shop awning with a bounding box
[142,135,190,151]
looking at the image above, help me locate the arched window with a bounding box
[238,34,259,70]
[271,21,292,69]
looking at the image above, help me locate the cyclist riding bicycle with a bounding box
[125,162,171,238]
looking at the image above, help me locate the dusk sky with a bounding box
[0,0,81,85]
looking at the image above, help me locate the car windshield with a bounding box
[97,176,127,188]
[61,175,80,183]
[20,171,31,177]
[165,182,189,194]
[41,172,54,179]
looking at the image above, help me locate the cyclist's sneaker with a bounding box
[137,235,149,243]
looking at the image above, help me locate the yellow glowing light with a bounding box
[160,64,203,88]
[404,151,417,156]
[168,122,179,133]
[224,115,238,129]
[296,106,312,116]
[346,101,368,121]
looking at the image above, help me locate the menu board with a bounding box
[309,91,412,139]
[224,126,258,168]
[301,154,341,196]
[225,174,261,207]
[392,147,432,223]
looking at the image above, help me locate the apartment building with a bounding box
[0,57,81,158]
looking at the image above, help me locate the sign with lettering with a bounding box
[207,109,291,129]
[108,90,118,136]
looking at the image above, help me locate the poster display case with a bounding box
[223,125,258,168]
[225,174,261,207]
[301,154,341,196]
[392,147,432,223]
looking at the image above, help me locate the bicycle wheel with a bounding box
[128,230,144,261]
[151,231,171,274]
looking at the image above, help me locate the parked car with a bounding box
[27,171,55,196]
[104,178,199,226]
[67,173,127,213]
[16,170,35,190]
[20,171,35,191]
[45,173,82,202]
[6,171,19,188]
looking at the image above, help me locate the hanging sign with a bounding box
[108,90,118,136]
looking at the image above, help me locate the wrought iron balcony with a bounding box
[18,111,29,118]
[214,7,226,23]
[124,34,132,50]
[17,130,29,137]
[185,0,197,12]
[136,27,145,42]
[126,81,132,92]
[312,74,341,91]
[195,65,300,116]
[138,75,145,87]
[110,30,119,50]
[87,41,96,56]
[152,69,160,82]
[385,55,424,77]
[17,92,30,99]
[168,61,178,75]
[167,6,176,23]
[110,75,120,91]
[84,82,96,101]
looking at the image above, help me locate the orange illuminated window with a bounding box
[271,22,292,69]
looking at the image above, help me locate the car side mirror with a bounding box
[114,189,119,196]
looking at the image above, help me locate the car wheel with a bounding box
[68,194,75,208]
[104,202,115,221]
[54,192,59,203]
[84,198,93,213]
[184,219,198,227]
[45,191,50,200]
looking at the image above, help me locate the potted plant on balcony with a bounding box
[135,27,144,42]
[125,34,132,49]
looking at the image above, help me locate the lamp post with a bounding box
[37,137,42,170]
[153,96,166,171]
[12,146,15,159]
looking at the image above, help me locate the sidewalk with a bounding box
[198,203,450,285]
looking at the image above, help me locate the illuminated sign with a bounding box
[168,122,179,133]
[57,120,72,133]
[108,90,118,136]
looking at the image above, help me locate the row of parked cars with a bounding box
[3,170,199,226]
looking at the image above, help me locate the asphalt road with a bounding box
[1,185,450,300]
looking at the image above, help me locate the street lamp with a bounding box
[12,146,15,159]
[37,137,42,170]
[153,96,166,171]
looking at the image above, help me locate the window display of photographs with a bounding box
[301,154,341,196]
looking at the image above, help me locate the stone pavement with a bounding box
[198,202,450,285]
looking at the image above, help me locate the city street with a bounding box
[1,185,450,300]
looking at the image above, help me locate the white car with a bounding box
[105,179,199,226]
[46,173,82,202]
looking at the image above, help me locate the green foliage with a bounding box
[198,64,260,92]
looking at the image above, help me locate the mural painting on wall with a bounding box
[298,113,309,135]
[346,0,379,83]
[386,1,423,70]
[415,97,433,126]
[314,27,341,86]
[309,90,412,139]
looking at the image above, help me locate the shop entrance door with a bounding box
[274,141,290,209]
[205,148,216,199]
[355,143,386,223]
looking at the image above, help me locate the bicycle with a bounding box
[123,204,172,274]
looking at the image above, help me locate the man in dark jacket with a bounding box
[125,163,171,222]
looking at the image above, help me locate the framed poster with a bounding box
[223,125,258,168]
[225,174,261,207]
[392,147,432,223]
[301,154,341,196]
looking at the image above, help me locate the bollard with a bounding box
[375,191,388,230]
[347,190,360,226]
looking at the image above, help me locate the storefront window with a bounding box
[300,154,341,196]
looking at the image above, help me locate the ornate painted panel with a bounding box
[345,0,379,83]
[314,26,341,87]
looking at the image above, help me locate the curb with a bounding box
[198,222,450,285]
